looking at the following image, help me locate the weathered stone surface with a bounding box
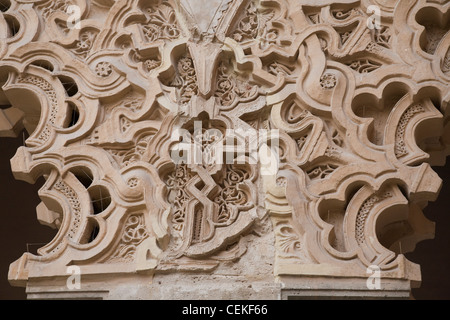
[0,0,448,299]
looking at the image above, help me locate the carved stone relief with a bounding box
[0,0,449,299]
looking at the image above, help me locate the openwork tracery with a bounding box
[0,0,449,296]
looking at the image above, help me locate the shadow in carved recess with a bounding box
[0,131,56,300]
[406,163,450,300]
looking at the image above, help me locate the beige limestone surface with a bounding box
[0,0,448,299]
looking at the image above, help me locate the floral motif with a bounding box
[144,59,161,72]
[165,164,192,233]
[130,50,162,74]
[140,1,181,43]
[127,178,139,188]
[170,54,198,105]
[71,30,98,59]
[230,0,291,50]
[215,62,258,107]
[163,158,253,254]
[320,73,337,89]
[307,164,339,180]
[213,165,250,224]
[107,214,149,263]
[276,177,287,187]
[232,2,260,42]
[38,0,71,19]
[371,26,391,49]
[297,135,308,150]
[265,61,294,77]
[95,62,112,77]
[123,98,143,112]
[339,30,352,44]
[366,42,382,53]
[347,59,382,73]
[106,134,155,168]
[277,225,302,253]
[331,8,363,20]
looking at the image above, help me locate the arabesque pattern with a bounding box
[0,0,449,298]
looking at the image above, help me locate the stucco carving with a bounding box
[1,0,449,298]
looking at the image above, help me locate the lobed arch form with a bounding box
[7,43,131,97]
[315,177,438,269]
[0,52,166,286]
[350,80,449,165]
[0,0,448,299]
[0,64,85,151]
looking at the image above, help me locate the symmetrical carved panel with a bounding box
[0,0,449,297]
